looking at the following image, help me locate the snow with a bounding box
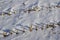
[0,0,60,40]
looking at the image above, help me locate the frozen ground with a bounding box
[0,0,60,40]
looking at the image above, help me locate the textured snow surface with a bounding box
[0,0,60,40]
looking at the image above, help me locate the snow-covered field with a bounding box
[0,0,60,40]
